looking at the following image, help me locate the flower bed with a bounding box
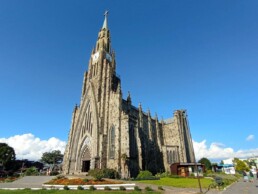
[0,177,18,183]
[46,178,123,185]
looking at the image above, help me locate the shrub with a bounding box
[136,170,154,180]
[50,171,59,176]
[88,169,104,181]
[102,168,120,179]
[145,186,153,191]
[155,172,169,178]
[104,186,111,190]
[56,175,66,179]
[134,186,141,191]
[4,178,14,183]
[158,186,164,190]
[88,168,120,180]
[89,186,96,191]
[83,178,89,182]
[119,186,126,190]
[63,185,69,190]
[77,186,84,190]
[190,173,195,177]
[206,173,239,189]
[24,167,38,176]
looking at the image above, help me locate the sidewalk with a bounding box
[0,176,54,189]
[219,177,258,194]
[134,181,222,194]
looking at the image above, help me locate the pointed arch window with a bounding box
[81,103,93,137]
[109,126,115,159]
[169,150,172,164]
[173,150,177,163]
[167,151,170,163]
[129,124,137,158]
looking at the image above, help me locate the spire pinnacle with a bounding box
[102,10,109,29]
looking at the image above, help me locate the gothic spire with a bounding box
[102,10,109,30]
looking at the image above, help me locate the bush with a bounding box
[56,175,66,179]
[83,178,89,182]
[102,168,120,179]
[77,186,84,190]
[145,186,153,191]
[134,186,141,191]
[206,173,239,189]
[119,186,126,190]
[63,185,69,190]
[89,186,96,191]
[155,172,169,178]
[24,167,38,176]
[104,186,111,190]
[50,171,59,176]
[88,169,104,181]
[88,168,119,180]
[136,170,156,180]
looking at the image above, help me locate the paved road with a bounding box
[0,176,54,188]
[0,176,257,194]
[219,178,258,194]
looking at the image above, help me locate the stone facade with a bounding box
[63,13,195,178]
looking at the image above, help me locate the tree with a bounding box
[233,158,249,172]
[0,143,15,170]
[244,159,256,169]
[41,150,63,165]
[198,157,212,171]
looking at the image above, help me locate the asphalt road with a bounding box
[219,177,258,194]
[0,176,54,188]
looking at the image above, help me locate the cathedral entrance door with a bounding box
[82,160,90,172]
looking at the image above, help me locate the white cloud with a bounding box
[0,133,66,161]
[193,139,258,161]
[1,133,257,163]
[246,135,254,141]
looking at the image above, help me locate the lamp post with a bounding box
[194,153,202,193]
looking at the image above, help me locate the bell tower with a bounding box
[80,11,118,105]
[87,11,116,81]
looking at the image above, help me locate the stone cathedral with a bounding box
[63,13,195,178]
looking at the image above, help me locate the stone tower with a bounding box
[63,12,195,177]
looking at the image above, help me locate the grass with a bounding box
[136,177,213,188]
[0,190,161,194]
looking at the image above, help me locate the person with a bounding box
[256,169,258,180]
[249,170,254,182]
[243,170,248,182]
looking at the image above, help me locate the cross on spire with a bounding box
[104,10,109,17]
[102,10,109,29]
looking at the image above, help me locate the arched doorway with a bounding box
[81,146,91,172]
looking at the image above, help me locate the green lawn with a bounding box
[136,177,213,188]
[0,190,160,194]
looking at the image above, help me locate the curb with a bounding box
[42,183,136,190]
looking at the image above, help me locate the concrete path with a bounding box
[133,181,223,194]
[0,176,54,189]
[219,177,258,194]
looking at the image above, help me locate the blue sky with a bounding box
[0,0,258,161]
